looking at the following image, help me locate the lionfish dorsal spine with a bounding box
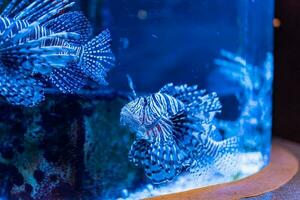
[0,0,19,17]
[0,1,76,47]
[44,11,92,44]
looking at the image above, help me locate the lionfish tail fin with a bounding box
[208,136,240,176]
[81,29,115,85]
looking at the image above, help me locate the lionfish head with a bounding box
[120,97,147,133]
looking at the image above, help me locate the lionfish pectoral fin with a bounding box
[144,162,180,184]
[129,139,185,184]
[47,63,87,94]
[0,69,45,107]
[145,142,186,184]
[45,11,93,44]
[80,29,115,85]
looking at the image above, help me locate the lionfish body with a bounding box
[0,0,115,106]
[120,83,239,184]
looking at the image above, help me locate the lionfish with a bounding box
[120,83,239,184]
[0,0,115,107]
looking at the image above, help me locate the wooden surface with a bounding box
[148,138,299,200]
[246,138,300,200]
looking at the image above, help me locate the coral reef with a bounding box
[82,98,144,199]
[0,93,143,199]
[0,96,84,199]
[213,50,274,160]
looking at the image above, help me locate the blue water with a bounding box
[0,0,274,199]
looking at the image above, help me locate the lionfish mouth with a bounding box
[120,107,132,126]
[120,107,142,134]
[120,113,127,127]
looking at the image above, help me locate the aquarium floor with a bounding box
[144,138,299,200]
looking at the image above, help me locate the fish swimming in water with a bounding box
[120,83,239,184]
[0,0,115,106]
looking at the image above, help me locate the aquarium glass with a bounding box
[0,0,274,199]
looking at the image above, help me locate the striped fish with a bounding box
[0,0,115,107]
[120,83,239,184]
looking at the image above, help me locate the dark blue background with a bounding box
[78,0,243,92]
[74,0,275,123]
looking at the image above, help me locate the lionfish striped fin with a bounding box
[45,11,92,44]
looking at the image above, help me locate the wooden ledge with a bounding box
[147,143,299,200]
